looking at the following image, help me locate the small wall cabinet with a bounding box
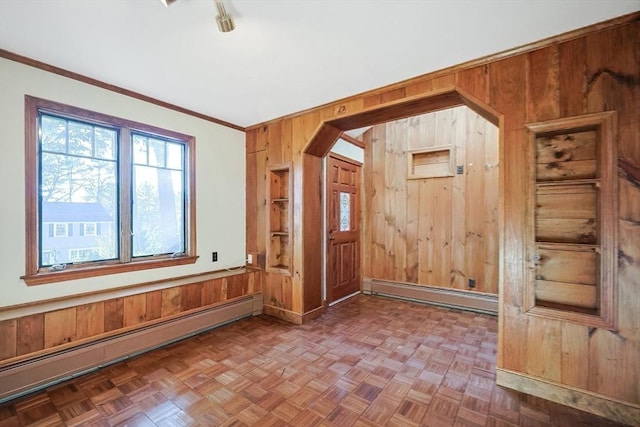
[267,163,292,274]
[525,111,616,327]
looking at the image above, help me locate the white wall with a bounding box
[0,57,246,307]
[330,138,364,163]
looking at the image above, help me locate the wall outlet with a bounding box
[468,278,476,288]
[212,251,218,262]
[247,254,253,264]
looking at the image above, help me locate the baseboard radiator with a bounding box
[0,294,263,403]
[363,278,498,315]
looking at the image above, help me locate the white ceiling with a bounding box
[1,1,638,128]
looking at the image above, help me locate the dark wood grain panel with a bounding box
[104,298,124,332]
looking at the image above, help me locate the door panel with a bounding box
[326,155,361,303]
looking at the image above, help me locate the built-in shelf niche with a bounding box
[525,111,616,327]
[267,163,292,275]
[407,145,455,179]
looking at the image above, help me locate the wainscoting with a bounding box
[0,269,262,402]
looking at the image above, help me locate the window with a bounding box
[23,96,197,285]
[53,223,68,238]
[82,223,97,236]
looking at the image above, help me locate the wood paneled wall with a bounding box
[0,270,261,365]
[246,14,640,416]
[362,106,499,293]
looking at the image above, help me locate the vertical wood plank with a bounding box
[483,122,500,294]
[123,294,147,327]
[371,125,386,280]
[181,283,202,311]
[77,302,105,339]
[0,319,17,360]
[146,290,162,321]
[161,287,181,317]
[16,313,44,356]
[561,322,589,389]
[384,122,397,279]
[227,275,248,299]
[456,65,489,103]
[526,45,560,122]
[104,298,124,332]
[202,278,225,305]
[558,37,587,117]
[465,112,487,289]
[44,308,76,348]
[394,119,408,281]
[526,317,561,382]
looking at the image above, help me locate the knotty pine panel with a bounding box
[244,16,640,408]
[0,271,260,366]
[362,106,498,294]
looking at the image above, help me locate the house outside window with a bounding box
[53,223,68,237]
[83,222,97,236]
[23,96,197,285]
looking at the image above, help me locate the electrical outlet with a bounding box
[456,165,464,174]
[247,254,253,264]
[468,278,476,288]
[212,252,218,262]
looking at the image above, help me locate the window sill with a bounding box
[22,255,199,286]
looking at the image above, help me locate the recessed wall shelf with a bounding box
[266,163,292,275]
[407,145,455,179]
[525,111,617,328]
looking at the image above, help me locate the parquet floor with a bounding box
[0,295,629,426]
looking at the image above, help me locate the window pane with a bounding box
[95,128,117,160]
[68,121,93,156]
[132,164,185,257]
[40,116,67,153]
[148,138,165,167]
[166,142,183,170]
[40,116,118,266]
[340,192,350,231]
[133,134,148,165]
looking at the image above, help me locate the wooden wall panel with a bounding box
[16,314,44,356]
[362,106,499,294]
[0,270,260,366]
[244,15,640,412]
[44,308,76,347]
[77,302,104,339]
[0,320,17,360]
[123,294,146,327]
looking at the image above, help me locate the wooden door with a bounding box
[326,154,361,303]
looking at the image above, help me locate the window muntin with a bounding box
[24,96,197,285]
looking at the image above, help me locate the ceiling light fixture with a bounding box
[214,0,235,33]
[160,0,177,7]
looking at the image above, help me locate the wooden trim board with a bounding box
[496,368,640,426]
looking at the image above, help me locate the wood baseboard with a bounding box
[362,278,498,315]
[496,368,640,426]
[262,304,326,325]
[0,294,262,403]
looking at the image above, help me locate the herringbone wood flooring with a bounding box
[0,295,628,426]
